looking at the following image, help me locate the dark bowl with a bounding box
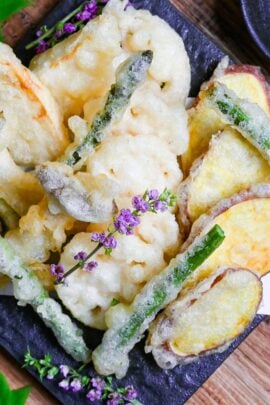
[240,0,270,59]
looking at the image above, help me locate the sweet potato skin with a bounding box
[146,267,262,369]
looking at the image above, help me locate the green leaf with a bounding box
[0,0,33,22]
[0,373,12,404]
[0,373,31,405]
[10,386,32,405]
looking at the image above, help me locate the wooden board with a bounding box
[1,1,270,404]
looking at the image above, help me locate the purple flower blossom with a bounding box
[86,388,102,401]
[132,195,149,213]
[125,386,138,400]
[91,377,105,391]
[84,261,98,272]
[114,209,140,235]
[63,22,77,34]
[55,30,63,39]
[74,251,87,261]
[84,1,98,14]
[76,10,92,21]
[107,392,122,405]
[124,1,133,11]
[46,373,54,380]
[59,379,69,391]
[59,365,70,378]
[70,378,82,393]
[91,232,106,244]
[36,29,42,37]
[50,264,65,281]
[154,200,167,212]
[36,40,49,54]
[103,236,117,249]
[148,189,159,201]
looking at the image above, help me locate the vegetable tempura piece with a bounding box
[0,199,19,230]
[146,267,262,369]
[36,163,116,223]
[179,128,270,235]
[0,43,68,166]
[64,50,153,168]
[0,149,44,216]
[92,225,225,378]
[6,198,73,265]
[0,237,91,362]
[205,82,270,163]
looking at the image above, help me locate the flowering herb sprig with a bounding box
[26,1,107,54]
[51,188,176,284]
[23,349,143,404]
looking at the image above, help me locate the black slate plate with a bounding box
[0,1,264,404]
[240,0,270,59]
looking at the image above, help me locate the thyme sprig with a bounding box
[51,188,177,285]
[26,1,107,53]
[23,348,143,404]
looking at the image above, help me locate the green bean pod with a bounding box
[65,50,153,167]
[0,237,91,363]
[206,82,270,162]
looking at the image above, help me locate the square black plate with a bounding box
[0,1,264,404]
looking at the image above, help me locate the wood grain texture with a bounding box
[1,1,270,404]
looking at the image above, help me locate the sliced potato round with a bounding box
[146,267,262,369]
[179,128,270,235]
[181,184,270,292]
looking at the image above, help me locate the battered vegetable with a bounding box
[92,224,225,378]
[0,199,19,230]
[65,50,153,167]
[206,82,270,162]
[0,237,90,363]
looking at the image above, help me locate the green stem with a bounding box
[25,1,87,50]
[58,242,102,283]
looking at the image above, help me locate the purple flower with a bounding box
[124,1,133,11]
[154,200,167,212]
[59,365,70,378]
[86,389,102,401]
[59,379,69,391]
[114,209,140,235]
[63,22,77,34]
[107,392,122,405]
[103,236,117,249]
[125,386,138,400]
[76,10,92,21]
[70,378,82,393]
[84,261,98,272]
[148,189,159,201]
[36,29,42,37]
[74,251,87,261]
[91,377,105,391]
[46,373,54,380]
[55,30,63,39]
[50,264,65,281]
[91,232,106,244]
[132,195,149,213]
[84,1,98,14]
[36,40,49,54]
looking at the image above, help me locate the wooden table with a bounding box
[1,1,270,404]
